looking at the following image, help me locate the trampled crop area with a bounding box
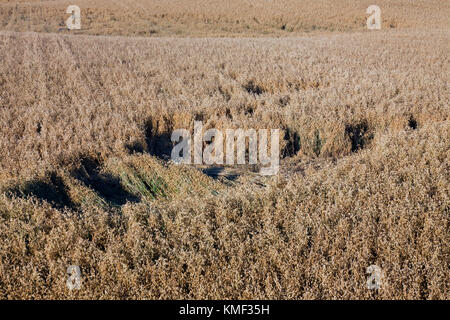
[0,0,448,299]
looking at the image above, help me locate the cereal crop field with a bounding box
[0,0,448,299]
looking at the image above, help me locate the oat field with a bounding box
[0,0,448,299]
